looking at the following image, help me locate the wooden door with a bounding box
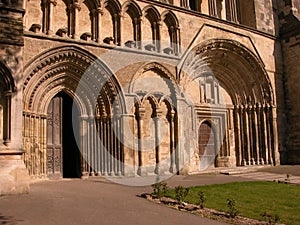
[46,95,63,179]
[198,121,216,165]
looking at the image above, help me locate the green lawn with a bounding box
[164,181,300,225]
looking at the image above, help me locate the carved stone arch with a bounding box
[142,5,161,22]
[23,45,126,178]
[180,39,278,167]
[161,10,180,54]
[122,0,142,17]
[161,10,179,28]
[103,0,121,13]
[142,93,159,111]
[0,61,15,146]
[0,61,15,92]
[129,62,180,99]
[23,45,126,115]
[179,39,274,106]
[159,95,174,110]
[103,0,121,44]
[84,0,100,10]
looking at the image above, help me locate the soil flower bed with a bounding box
[140,194,284,225]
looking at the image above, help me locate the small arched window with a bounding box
[143,6,160,51]
[161,11,180,55]
[122,1,142,48]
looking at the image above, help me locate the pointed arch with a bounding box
[103,0,121,44]
[122,0,142,17]
[179,39,274,106]
[0,61,15,92]
[180,39,278,168]
[161,10,179,28]
[143,5,161,22]
[129,62,180,98]
[161,10,180,55]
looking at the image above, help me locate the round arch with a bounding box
[23,45,126,178]
[23,45,125,116]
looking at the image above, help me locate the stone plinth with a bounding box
[0,150,30,195]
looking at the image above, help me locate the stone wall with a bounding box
[278,0,300,164]
[0,0,30,195]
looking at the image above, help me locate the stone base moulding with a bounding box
[0,149,30,196]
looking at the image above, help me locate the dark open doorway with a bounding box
[61,92,81,178]
[47,92,81,179]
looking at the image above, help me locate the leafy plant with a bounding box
[151,181,168,198]
[198,191,207,209]
[226,198,239,218]
[175,186,190,205]
[260,211,281,225]
[285,174,291,182]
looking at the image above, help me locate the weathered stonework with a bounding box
[1,0,300,194]
[0,0,30,195]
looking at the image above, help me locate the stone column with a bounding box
[271,105,280,165]
[169,110,176,173]
[133,18,138,45]
[108,116,113,175]
[266,105,273,165]
[46,0,57,35]
[262,105,269,164]
[4,91,12,146]
[157,21,162,53]
[96,115,101,175]
[154,109,162,174]
[96,7,103,43]
[253,104,260,165]
[243,105,250,165]
[227,0,239,22]
[90,117,96,176]
[234,105,242,165]
[221,0,226,19]
[71,1,81,39]
[175,26,180,55]
[115,115,122,175]
[239,105,246,166]
[81,116,88,177]
[138,18,143,49]
[102,115,108,176]
[248,105,254,165]
[137,107,146,176]
[115,13,120,45]
[209,0,218,17]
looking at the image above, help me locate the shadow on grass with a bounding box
[0,214,22,225]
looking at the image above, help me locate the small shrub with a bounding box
[285,174,291,182]
[151,181,168,198]
[226,198,239,218]
[260,211,281,225]
[175,186,190,205]
[198,191,207,209]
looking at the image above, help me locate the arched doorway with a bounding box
[198,121,216,168]
[23,46,126,178]
[46,92,81,179]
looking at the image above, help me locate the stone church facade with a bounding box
[0,0,300,194]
